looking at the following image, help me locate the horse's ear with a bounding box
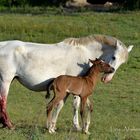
[116,40,123,50]
[116,40,120,47]
[127,45,134,52]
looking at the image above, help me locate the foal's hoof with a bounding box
[45,94,50,99]
[82,130,91,135]
[48,129,56,134]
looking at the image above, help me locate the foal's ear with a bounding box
[89,59,94,64]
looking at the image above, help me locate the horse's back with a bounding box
[0,40,69,91]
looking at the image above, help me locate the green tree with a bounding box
[124,0,140,10]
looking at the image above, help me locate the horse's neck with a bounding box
[86,67,100,86]
[87,43,115,60]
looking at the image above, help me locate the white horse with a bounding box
[0,35,133,130]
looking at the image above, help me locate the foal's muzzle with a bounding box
[105,67,115,74]
[110,67,115,73]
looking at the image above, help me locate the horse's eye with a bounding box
[112,56,116,60]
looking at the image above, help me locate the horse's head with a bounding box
[89,58,115,74]
[101,40,134,83]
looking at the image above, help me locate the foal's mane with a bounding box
[64,34,119,48]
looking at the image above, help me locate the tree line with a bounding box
[0,0,139,10]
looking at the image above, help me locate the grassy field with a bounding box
[0,10,140,140]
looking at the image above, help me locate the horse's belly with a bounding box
[17,75,52,91]
[14,42,90,91]
[17,66,67,91]
[17,62,84,92]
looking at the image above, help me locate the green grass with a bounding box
[0,10,140,140]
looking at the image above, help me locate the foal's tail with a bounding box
[45,79,55,99]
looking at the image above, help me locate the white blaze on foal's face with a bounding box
[101,40,134,83]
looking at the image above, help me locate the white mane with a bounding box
[64,34,125,48]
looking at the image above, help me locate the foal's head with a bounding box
[89,58,115,74]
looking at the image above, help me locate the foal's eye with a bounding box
[112,56,116,60]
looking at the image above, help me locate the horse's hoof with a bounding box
[73,125,82,131]
[82,130,91,135]
[9,125,15,130]
[1,121,14,130]
[7,122,15,130]
[1,125,15,130]
[53,127,57,131]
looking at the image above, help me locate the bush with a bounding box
[0,0,68,7]
[124,0,140,10]
[0,0,139,10]
[0,0,8,7]
[0,0,28,7]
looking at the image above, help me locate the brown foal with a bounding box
[46,58,114,134]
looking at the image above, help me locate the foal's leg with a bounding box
[46,93,65,134]
[51,94,69,131]
[83,98,93,134]
[80,96,88,134]
[73,95,81,131]
[51,100,64,131]
[47,97,61,134]
[46,96,55,130]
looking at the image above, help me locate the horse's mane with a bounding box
[64,34,120,48]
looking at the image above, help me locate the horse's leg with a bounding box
[82,98,93,135]
[51,94,69,131]
[73,95,81,131]
[0,80,14,129]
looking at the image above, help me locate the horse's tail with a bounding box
[45,79,55,99]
